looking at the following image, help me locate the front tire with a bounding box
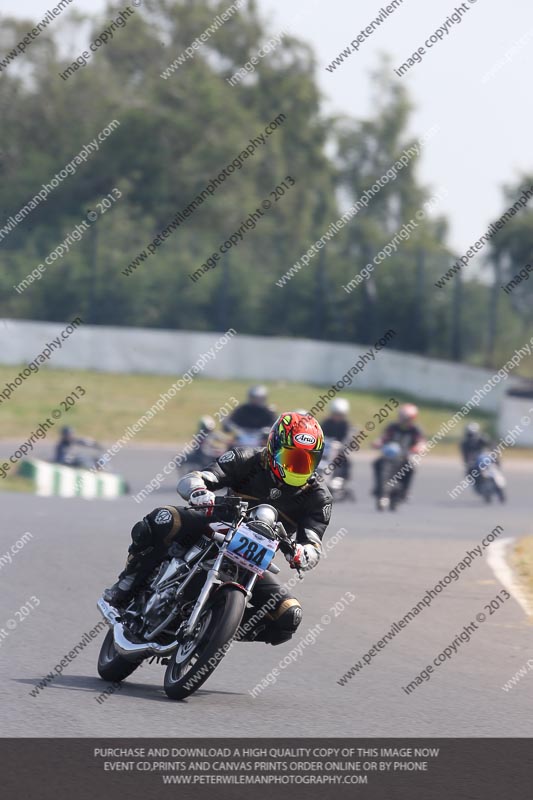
[164,587,246,701]
[97,629,143,683]
[481,481,493,503]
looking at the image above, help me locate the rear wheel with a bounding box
[164,587,246,701]
[97,629,143,682]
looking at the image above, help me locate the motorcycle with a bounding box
[176,429,231,476]
[471,451,506,503]
[317,439,355,502]
[176,422,269,477]
[96,498,299,701]
[226,423,271,448]
[375,442,409,511]
[56,442,104,471]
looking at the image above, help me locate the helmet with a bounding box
[398,404,418,424]
[330,398,350,416]
[61,426,74,437]
[465,422,480,435]
[199,415,216,432]
[267,412,324,487]
[248,385,268,403]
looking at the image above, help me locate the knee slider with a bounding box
[272,599,302,634]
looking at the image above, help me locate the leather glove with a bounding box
[189,488,216,516]
[285,543,320,572]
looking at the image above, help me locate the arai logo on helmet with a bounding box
[294,433,316,446]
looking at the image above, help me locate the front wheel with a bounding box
[164,587,246,701]
[481,480,493,503]
[97,629,143,683]
[496,486,506,503]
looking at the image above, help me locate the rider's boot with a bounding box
[103,548,160,608]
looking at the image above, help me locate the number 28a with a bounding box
[233,536,267,566]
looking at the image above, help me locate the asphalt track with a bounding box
[1,443,532,737]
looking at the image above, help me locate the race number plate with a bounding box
[225,524,277,575]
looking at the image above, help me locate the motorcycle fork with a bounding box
[183,550,257,636]
[183,549,226,635]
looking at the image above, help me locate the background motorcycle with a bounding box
[176,421,269,478]
[55,442,104,471]
[471,451,506,503]
[225,423,271,448]
[317,439,355,502]
[375,442,409,511]
[176,429,231,475]
[96,499,299,701]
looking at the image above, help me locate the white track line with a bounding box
[486,537,533,618]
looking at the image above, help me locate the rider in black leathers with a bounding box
[104,413,332,646]
[54,426,99,467]
[460,423,492,489]
[373,404,425,498]
[222,385,276,432]
[460,423,491,466]
[321,398,352,480]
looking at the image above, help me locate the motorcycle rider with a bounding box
[460,422,495,491]
[104,412,333,646]
[321,398,352,481]
[54,426,100,467]
[461,423,491,465]
[222,385,276,434]
[372,404,425,499]
[179,415,218,471]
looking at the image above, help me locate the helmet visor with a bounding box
[274,446,322,486]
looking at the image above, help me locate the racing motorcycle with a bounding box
[471,451,506,503]
[224,422,271,449]
[375,442,409,511]
[317,440,355,502]
[96,499,299,701]
[176,429,230,476]
[55,442,105,471]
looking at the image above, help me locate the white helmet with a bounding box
[199,415,216,432]
[248,385,268,403]
[330,398,350,416]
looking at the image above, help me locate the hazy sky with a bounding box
[3,0,532,252]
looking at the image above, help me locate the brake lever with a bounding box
[276,525,304,579]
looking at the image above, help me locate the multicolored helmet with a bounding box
[267,412,325,487]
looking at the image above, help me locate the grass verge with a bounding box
[0,365,494,453]
[0,473,34,494]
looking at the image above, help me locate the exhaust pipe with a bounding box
[97,597,179,660]
[113,623,179,659]
[97,597,120,627]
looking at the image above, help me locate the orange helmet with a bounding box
[267,412,324,487]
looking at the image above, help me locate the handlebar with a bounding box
[205,504,301,576]
[275,521,302,578]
